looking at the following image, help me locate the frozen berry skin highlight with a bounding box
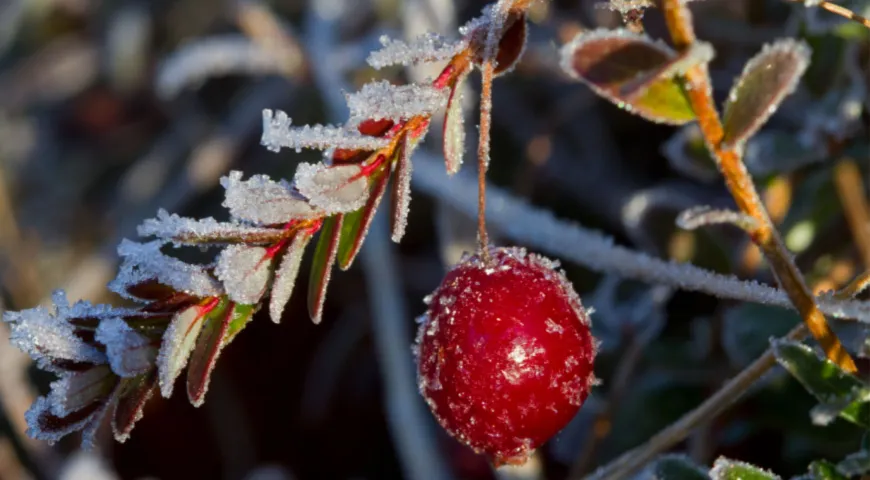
[415,246,596,466]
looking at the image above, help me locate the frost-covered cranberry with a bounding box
[415,246,597,466]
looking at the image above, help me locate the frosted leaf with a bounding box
[112,373,157,443]
[139,208,285,245]
[25,396,101,446]
[390,135,413,242]
[443,73,468,175]
[676,206,758,232]
[367,33,465,69]
[482,1,511,63]
[345,80,447,123]
[215,245,272,304]
[721,39,811,150]
[710,457,781,480]
[109,240,222,301]
[157,304,210,397]
[47,366,115,417]
[79,398,114,450]
[261,109,390,153]
[270,234,310,323]
[596,0,655,14]
[95,318,157,378]
[4,301,106,370]
[294,162,370,214]
[220,170,323,225]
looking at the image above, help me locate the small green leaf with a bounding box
[772,340,870,429]
[112,371,157,443]
[809,460,848,480]
[224,303,256,345]
[308,215,343,324]
[560,28,696,125]
[337,164,390,270]
[650,454,709,480]
[711,457,780,480]
[721,39,811,150]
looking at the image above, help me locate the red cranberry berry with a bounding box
[415,246,597,466]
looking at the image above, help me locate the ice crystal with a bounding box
[220,171,323,225]
[95,318,156,378]
[346,81,447,123]
[215,245,272,305]
[261,109,390,153]
[110,240,221,301]
[3,299,107,370]
[139,209,283,245]
[367,33,464,70]
[293,162,370,214]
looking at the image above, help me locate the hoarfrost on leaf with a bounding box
[110,240,222,300]
[390,135,413,242]
[270,234,310,323]
[367,33,464,69]
[345,81,448,123]
[95,318,157,378]
[3,299,107,370]
[157,305,209,398]
[261,109,390,153]
[139,208,285,245]
[47,366,115,418]
[221,170,323,225]
[25,396,101,446]
[294,162,370,214]
[215,245,272,305]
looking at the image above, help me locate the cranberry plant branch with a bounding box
[785,0,870,29]
[661,0,857,373]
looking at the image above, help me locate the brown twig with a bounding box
[834,158,870,268]
[662,0,855,372]
[784,0,870,29]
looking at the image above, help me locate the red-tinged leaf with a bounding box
[308,215,343,324]
[186,301,235,407]
[270,233,312,323]
[48,365,116,417]
[157,298,227,398]
[26,396,105,444]
[721,39,811,150]
[443,70,471,175]
[112,371,157,443]
[337,167,391,270]
[358,118,395,137]
[560,28,695,125]
[390,134,412,242]
[494,14,527,76]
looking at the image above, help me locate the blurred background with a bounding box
[0,0,867,479]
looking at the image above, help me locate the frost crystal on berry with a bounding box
[416,246,596,465]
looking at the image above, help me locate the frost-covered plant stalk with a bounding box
[1,0,535,449]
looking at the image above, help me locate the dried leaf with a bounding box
[560,28,695,125]
[390,134,412,242]
[270,234,311,323]
[337,164,390,270]
[308,215,343,324]
[112,371,157,443]
[721,39,811,150]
